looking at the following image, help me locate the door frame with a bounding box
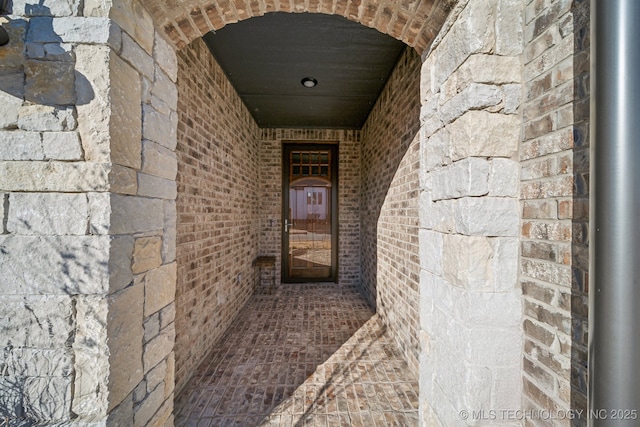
[282,142,339,283]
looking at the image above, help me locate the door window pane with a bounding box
[290,150,331,179]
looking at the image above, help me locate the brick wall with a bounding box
[175,37,261,394]
[141,0,454,56]
[360,47,422,376]
[259,129,361,287]
[520,0,590,423]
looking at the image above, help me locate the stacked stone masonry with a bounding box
[418,0,524,424]
[360,47,423,377]
[1,0,178,425]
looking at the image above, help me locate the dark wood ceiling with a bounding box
[203,12,407,129]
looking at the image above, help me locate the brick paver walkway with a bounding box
[174,283,419,426]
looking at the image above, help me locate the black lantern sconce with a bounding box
[0,0,10,47]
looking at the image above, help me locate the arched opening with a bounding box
[140,0,454,54]
[171,11,425,423]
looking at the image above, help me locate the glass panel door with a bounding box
[283,144,338,282]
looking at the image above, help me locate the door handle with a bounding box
[284,219,289,233]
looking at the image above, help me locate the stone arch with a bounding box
[140,0,455,53]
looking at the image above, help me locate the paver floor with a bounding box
[174,283,419,426]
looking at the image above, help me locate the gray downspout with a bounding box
[590,0,640,424]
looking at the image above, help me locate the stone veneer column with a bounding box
[418,0,524,425]
[0,1,177,425]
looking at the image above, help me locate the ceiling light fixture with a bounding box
[301,77,317,88]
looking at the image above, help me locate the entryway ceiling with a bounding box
[203,12,407,129]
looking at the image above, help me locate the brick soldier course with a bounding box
[0,0,590,426]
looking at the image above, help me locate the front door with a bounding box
[283,144,338,282]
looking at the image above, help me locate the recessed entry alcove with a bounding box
[173,10,425,424]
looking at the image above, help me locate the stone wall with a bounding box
[259,129,361,287]
[174,37,261,394]
[520,0,590,423]
[1,1,178,425]
[360,47,422,376]
[418,0,524,424]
